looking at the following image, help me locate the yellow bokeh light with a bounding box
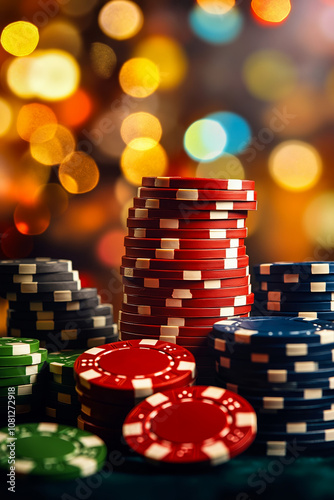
[243,50,296,101]
[0,98,12,137]
[303,192,334,247]
[99,0,143,40]
[119,58,160,98]
[30,125,75,166]
[90,43,117,79]
[196,154,245,179]
[269,140,322,191]
[134,36,187,90]
[251,0,291,23]
[121,112,162,149]
[197,0,235,14]
[6,57,36,98]
[39,21,82,58]
[121,143,168,185]
[17,103,57,142]
[30,50,80,101]
[1,21,39,57]
[59,151,100,194]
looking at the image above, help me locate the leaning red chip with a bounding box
[133,197,257,211]
[137,187,257,202]
[123,292,254,309]
[122,255,249,271]
[74,340,196,401]
[123,283,252,299]
[128,227,248,240]
[141,177,255,191]
[124,237,245,250]
[127,217,246,229]
[122,385,257,465]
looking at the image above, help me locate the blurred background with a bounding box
[0,0,334,330]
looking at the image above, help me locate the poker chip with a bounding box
[259,301,334,312]
[7,307,99,321]
[8,296,100,312]
[7,314,113,332]
[0,280,81,296]
[254,273,334,283]
[133,197,257,211]
[137,186,257,201]
[123,283,252,299]
[119,331,208,347]
[1,270,79,284]
[7,287,97,303]
[121,265,249,280]
[127,217,246,229]
[124,237,245,249]
[254,262,334,275]
[40,332,119,352]
[127,227,248,239]
[121,302,252,318]
[123,275,251,289]
[0,337,40,356]
[142,177,255,190]
[0,373,42,387]
[74,340,196,401]
[0,383,44,397]
[129,207,248,220]
[122,385,257,466]
[0,360,46,378]
[255,291,334,302]
[14,324,118,342]
[260,281,334,292]
[123,292,254,309]
[77,415,123,445]
[122,255,249,271]
[125,246,247,260]
[0,422,107,479]
[47,350,84,376]
[0,348,47,367]
[0,258,72,274]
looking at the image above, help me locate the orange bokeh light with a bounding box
[251,0,291,24]
[55,88,93,128]
[14,201,51,235]
[17,103,57,142]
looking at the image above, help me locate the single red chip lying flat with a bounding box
[119,331,208,347]
[119,311,249,327]
[122,385,257,465]
[74,340,196,401]
[122,275,251,289]
[122,255,249,271]
[121,266,250,281]
[141,177,255,190]
[133,197,257,211]
[123,292,254,309]
[129,208,248,220]
[121,302,253,318]
[125,246,247,260]
[122,283,252,299]
[127,228,248,239]
[124,237,245,250]
[137,187,257,201]
[126,217,246,229]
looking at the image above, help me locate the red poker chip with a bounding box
[123,292,254,309]
[133,197,257,211]
[76,386,136,412]
[122,385,257,465]
[127,217,246,229]
[142,177,255,191]
[123,283,252,299]
[77,415,122,442]
[121,302,253,318]
[119,331,209,347]
[73,340,196,401]
[119,310,249,326]
[122,255,249,271]
[128,227,248,239]
[121,266,250,281]
[125,246,247,260]
[137,187,257,202]
[129,208,248,220]
[122,275,251,290]
[124,237,245,250]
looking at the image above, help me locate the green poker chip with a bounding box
[0,382,44,397]
[0,348,47,367]
[0,338,40,356]
[0,373,44,387]
[0,393,43,407]
[49,371,75,385]
[49,381,77,395]
[0,422,107,480]
[0,361,46,379]
[47,350,84,376]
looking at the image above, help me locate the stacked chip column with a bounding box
[119,176,257,383]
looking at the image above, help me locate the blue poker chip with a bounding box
[255,290,334,302]
[217,353,334,372]
[7,315,113,332]
[258,427,334,442]
[7,297,100,312]
[249,439,334,456]
[211,317,334,345]
[255,310,334,320]
[254,273,334,283]
[236,392,334,410]
[9,323,118,341]
[260,420,334,433]
[259,281,334,292]
[254,299,334,312]
[254,262,334,275]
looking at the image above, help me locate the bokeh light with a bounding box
[30,125,75,166]
[303,192,334,247]
[1,21,39,56]
[251,0,291,24]
[119,58,160,98]
[39,21,82,58]
[189,5,243,44]
[61,0,99,16]
[121,143,168,185]
[196,154,245,179]
[55,89,93,128]
[98,1,143,40]
[59,152,100,194]
[207,111,252,155]
[90,43,117,79]
[97,229,128,267]
[121,112,162,150]
[6,57,36,98]
[184,119,227,161]
[17,103,57,142]
[134,36,187,90]
[197,0,235,15]
[14,201,51,235]
[243,50,296,101]
[0,98,12,137]
[269,141,322,191]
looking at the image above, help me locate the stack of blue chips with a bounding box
[253,262,334,320]
[209,316,334,457]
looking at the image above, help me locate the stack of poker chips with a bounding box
[119,177,257,383]
[209,317,334,456]
[44,350,84,425]
[0,338,47,425]
[253,262,334,321]
[0,258,118,351]
[74,339,196,447]
[0,422,107,481]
